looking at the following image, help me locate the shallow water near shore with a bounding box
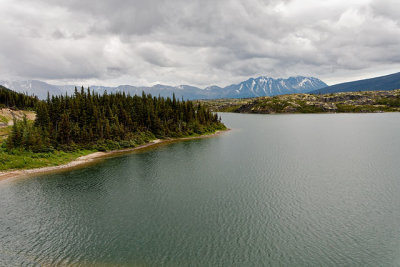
[1,112,400,266]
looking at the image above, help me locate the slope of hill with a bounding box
[311,72,400,94]
[201,90,400,114]
[0,76,327,100]
[0,85,38,109]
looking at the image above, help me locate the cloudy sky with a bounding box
[1,0,399,87]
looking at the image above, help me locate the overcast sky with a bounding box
[0,0,399,87]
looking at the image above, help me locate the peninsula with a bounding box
[0,86,226,173]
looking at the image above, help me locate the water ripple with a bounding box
[1,113,400,266]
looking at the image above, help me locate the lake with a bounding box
[1,113,400,266]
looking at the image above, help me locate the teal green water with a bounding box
[2,113,400,266]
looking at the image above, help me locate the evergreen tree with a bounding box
[5,88,226,152]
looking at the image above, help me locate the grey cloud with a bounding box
[370,0,400,22]
[52,30,66,39]
[40,0,170,35]
[0,0,399,87]
[136,43,175,67]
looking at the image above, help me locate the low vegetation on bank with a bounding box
[0,86,226,171]
[201,89,400,114]
[0,149,95,171]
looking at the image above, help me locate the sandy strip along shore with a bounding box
[0,129,229,182]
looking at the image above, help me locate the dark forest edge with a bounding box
[0,86,226,171]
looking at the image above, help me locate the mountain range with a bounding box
[0,76,327,100]
[310,72,400,94]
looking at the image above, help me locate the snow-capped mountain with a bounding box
[214,76,327,98]
[0,76,327,100]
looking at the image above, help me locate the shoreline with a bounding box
[0,129,229,182]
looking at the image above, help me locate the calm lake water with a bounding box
[1,113,400,266]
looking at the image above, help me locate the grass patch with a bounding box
[0,126,12,139]
[252,99,290,112]
[375,97,400,107]
[0,115,8,124]
[336,104,395,113]
[294,100,325,113]
[218,105,242,112]
[0,149,95,171]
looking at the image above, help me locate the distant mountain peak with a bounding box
[0,75,327,100]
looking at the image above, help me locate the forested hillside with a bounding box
[0,85,38,109]
[2,87,225,153]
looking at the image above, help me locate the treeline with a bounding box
[0,85,38,109]
[5,87,225,152]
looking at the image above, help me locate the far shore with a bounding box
[0,129,229,183]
